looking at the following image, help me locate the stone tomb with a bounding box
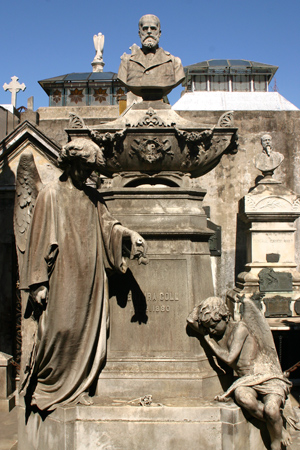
[18,100,240,449]
[228,174,300,320]
[65,101,238,403]
[19,401,268,450]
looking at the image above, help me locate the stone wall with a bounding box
[36,106,300,297]
[37,105,119,145]
[0,107,19,142]
[176,110,300,297]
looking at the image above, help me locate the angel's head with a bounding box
[59,138,104,169]
[58,138,105,184]
[198,297,231,336]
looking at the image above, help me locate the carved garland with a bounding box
[90,129,127,169]
[130,137,174,163]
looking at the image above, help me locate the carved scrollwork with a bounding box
[90,129,127,169]
[130,137,174,163]
[127,108,176,128]
[217,111,234,128]
[68,113,86,129]
[292,198,300,211]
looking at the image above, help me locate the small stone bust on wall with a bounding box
[255,134,284,180]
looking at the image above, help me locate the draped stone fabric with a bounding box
[20,177,125,411]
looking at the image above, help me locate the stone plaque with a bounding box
[264,296,292,317]
[207,219,221,257]
[108,258,189,357]
[259,268,293,292]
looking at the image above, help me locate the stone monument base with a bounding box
[18,399,270,450]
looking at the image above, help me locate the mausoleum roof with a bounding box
[39,72,117,94]
[184,59,278,81]
[172,91,299,111]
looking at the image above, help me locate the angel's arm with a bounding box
[204,322,249,365]
[30,284,48,306]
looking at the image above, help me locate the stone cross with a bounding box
[3,76,26,108]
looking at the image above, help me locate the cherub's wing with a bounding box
[241,297,282,374]
[14,150,43,274]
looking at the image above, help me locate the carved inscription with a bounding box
[255,233,293,244]
[128,291,179,313]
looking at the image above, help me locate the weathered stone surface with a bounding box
[0,352,15,412]
[18,402,268,450]
[0,121,61,361]
[99,186,226,400]
[66,103,238,178]
[174,110,300,297]
[37,105,119,145]
[17,140,147,412]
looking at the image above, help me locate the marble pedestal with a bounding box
[18,400,269,450]
[99,185,226,400]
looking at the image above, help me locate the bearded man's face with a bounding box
[139,18,161,49]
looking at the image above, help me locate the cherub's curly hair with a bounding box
[198,296,231,325]
[58,138,105,170]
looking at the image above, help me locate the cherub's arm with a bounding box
[187,306,207,335]
[204,322,249,366]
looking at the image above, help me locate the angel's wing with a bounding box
[14,150,43,276]
[241,297,282,375]
[93,33,104,56]
[93,34,98,52]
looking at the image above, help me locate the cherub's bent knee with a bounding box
[234,387,256,408]
[264,401,281,423]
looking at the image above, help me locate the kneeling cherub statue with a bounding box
[187,296,299,450]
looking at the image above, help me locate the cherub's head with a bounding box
[198,297,231,336]
[58,138,105,185]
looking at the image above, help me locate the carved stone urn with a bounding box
[66,102,238,181]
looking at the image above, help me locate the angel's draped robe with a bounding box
[21,177,125,411]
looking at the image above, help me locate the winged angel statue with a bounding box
[14,138,147,413]
[93,32,104,62]
[187,296,299,450]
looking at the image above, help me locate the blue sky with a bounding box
[1,0,300,109]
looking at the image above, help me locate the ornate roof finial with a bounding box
[91,33,105,72]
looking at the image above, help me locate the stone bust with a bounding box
[118,14,185,100]
[255,134,284,177]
